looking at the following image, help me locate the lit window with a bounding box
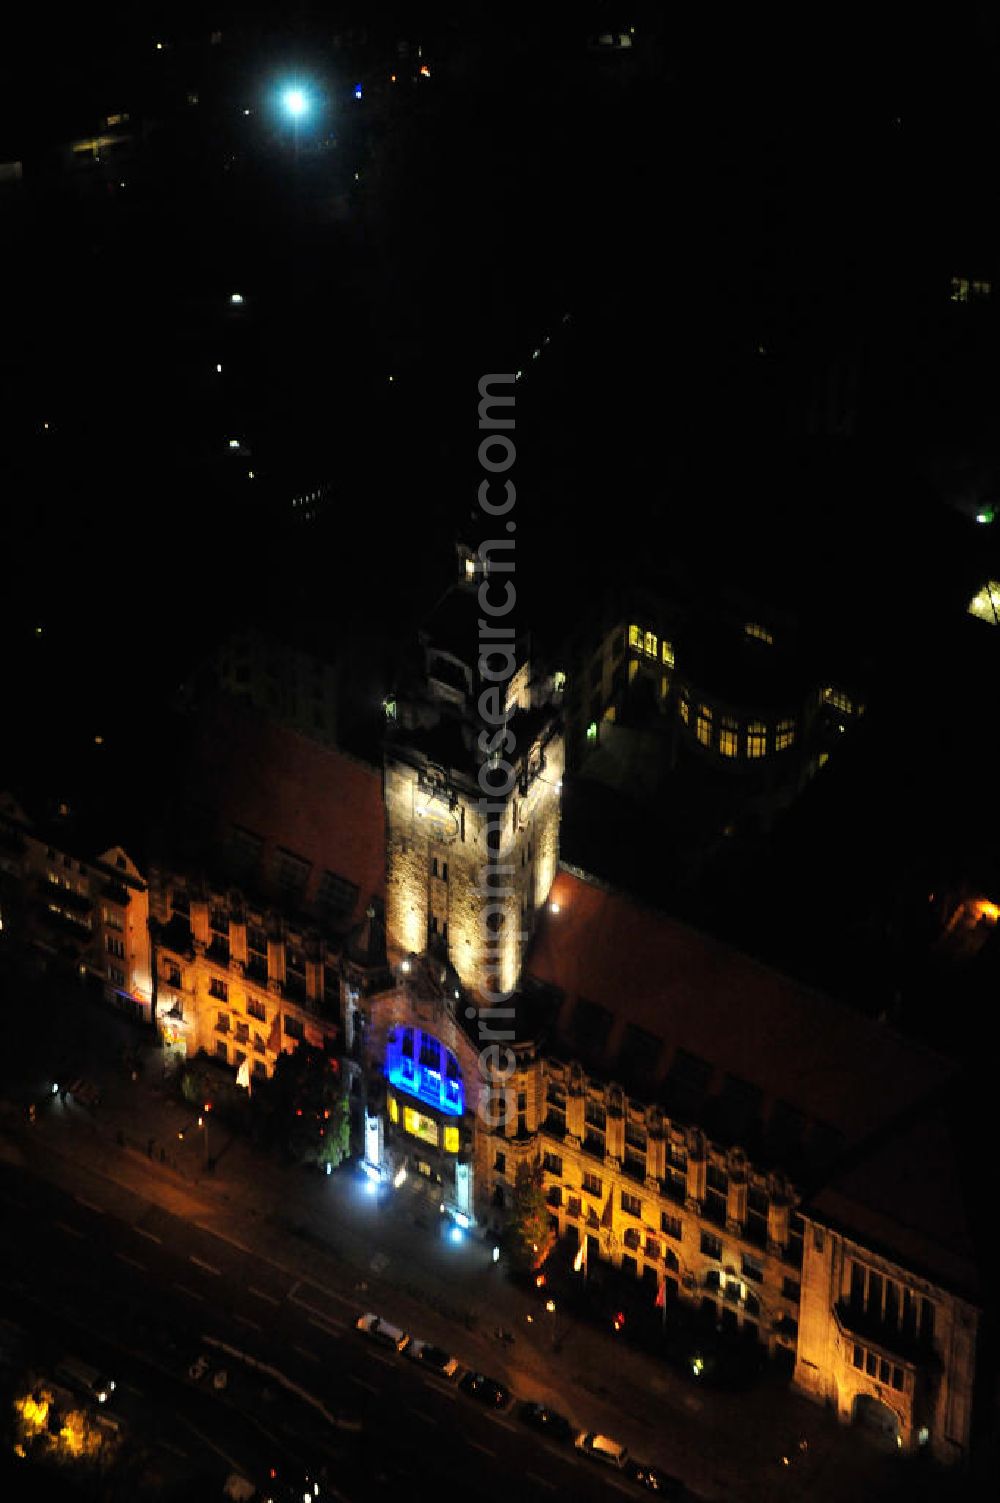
[746,721,767,758]
[628,658,639,684]
[586,721,598,742]
[821,686,854,714]
[403,1106,440,1147]
[643,630,657,659]
[696,705,713,748]
[744,622,774,645]
[678,693,690,725]
[775,719,795,751]
[443,1125,460,1153]
[818,751,830,769]
[628,624,642,650]
[388,1094,399,1123]
[719,718,738,757]
[968,581,1000,625]
[950,277,970,303]
[660,675,669,699]
[661,640,675,667]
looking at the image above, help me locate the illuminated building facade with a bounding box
[383,553,564,994]
[468,866,980,1462]
[0,791,152,1021]
[149,871,346,1075]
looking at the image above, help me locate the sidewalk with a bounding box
[11,1054,891,1503]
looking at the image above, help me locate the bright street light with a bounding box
[282,87,309,118]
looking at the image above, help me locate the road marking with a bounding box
[526,1475,556,1492]
[469,1441,495,1457]
[174,1284,204,1301]
[308,1314,346,1335]
[115,1252,146,1271]
[133,1227,162,1244]
[292,1344,320,1363]
[367,1350,395,1369]
[249,1286,279,1305]
[189,1256,221,1276]
[53,1220,84,1239]
[348,1375,377,1393]
[234,1314,261,1332]
[177,1414,243,1472]
[74,1195,103,1213]
[410,1408,437,1425]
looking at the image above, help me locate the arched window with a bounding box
[384,1027,464,1116]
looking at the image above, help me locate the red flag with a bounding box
[655,1277,665,1309]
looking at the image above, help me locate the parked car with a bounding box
[54,1357,115,1405]
[406,1339,459,1378]
[518,1401,575,1444]
[188,1355,210,1382]
[355,1313,410,1351]
[625,1459,684,1496]
[459,1371,511,1409]
[575,1431,629,1468]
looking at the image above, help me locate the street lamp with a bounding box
[545,1299,557,1349]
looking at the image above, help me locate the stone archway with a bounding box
[852,1393,900,1450]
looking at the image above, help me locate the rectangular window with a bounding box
[252,1059,266,1078]
[209,978,228,1002]
[678,693,690,725]
[284,1015,304,1041]
[920,1298,935,1345]
[719,718,738,757]
[620,1190,642,1219]
[105,934,125,958]
[543,1152,563,1176]
[582,1172,603,1197]
[865,1351,877,1377]
[814,1227,825,1253]
[402,1106,440,1147]
[443,1125,460,1153]
[775,719,795,751]
[216,1041,228,1062]
[102,906,123,931]
[741,1254,764,1284]
[216,1011,230,1033]
[746,721,767,758]
[892,1367,904,1391]
[879,1358,891,1384]
[247,997,266,1021]
[852,1344,863,1370]
[108,965,125,986]
[660,1212,682,1240]
[700,1231,723,1260]
[494,1151,506,1175]
[661,639,675,668]
[696,704,713,748]
[782,1277,801,1302]
[643,630,657,659]
[567,1195,582,1219]
[744,621,774,645]
[850,1260,865,1310]
[235,1022,249,1044]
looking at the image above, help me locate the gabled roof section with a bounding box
[164,696,385,929]
[525,867,953,1169]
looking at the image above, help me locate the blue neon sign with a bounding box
[385,1028,464,1116]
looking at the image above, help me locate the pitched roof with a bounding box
[809,1097,981,1303]
[166,696,385,929]
[524,867,953,1168]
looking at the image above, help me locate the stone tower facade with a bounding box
[384,557,563,996]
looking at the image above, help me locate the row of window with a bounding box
[848,1260,935,1344]
[852,1344,907,1390]
[627,624,675,667]
[681,698,795,757]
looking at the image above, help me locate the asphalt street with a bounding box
[0,1154,667,1502]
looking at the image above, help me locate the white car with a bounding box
[355,1313,410,1351]
[405,1338,460,1378]
[575,1431,629,1468]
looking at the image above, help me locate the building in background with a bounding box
[0,790,151,1021]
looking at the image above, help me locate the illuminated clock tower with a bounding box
[384,553,563,997]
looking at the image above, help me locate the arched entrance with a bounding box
[853,1394,900,1449]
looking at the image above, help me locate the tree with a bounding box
[508,1155,555,1272]
[264,1042,349,1167]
